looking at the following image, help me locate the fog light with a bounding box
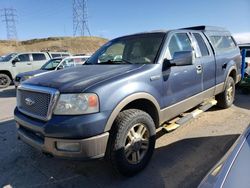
[56,142,80,152]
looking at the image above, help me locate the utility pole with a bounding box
[1,8,18,40]
[73,0,91,36]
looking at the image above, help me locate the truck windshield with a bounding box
[85,33,165,65]
[0,53,17,62]
[41,59,62,70]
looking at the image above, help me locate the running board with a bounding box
[162,99,217,132]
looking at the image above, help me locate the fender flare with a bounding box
[104,92,161,132]
[224,66,237,89]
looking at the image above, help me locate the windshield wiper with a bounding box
[104,59,133,64]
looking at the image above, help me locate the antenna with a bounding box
[1,8,18,40]
[73,0,91,36]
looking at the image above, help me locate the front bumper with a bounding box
[14,107,111,159]
[17,123,109,159]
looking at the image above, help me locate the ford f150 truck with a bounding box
[14,26,241,176]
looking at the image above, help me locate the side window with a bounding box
[168,33,193,58]
[17,54,30,62]
[209,36,236,51]
[32,53,46,61]
[246,50,250,57]
[62,54,70,57]
[61,59,75,68]
[193,33,209,56]
[51,54,61,58]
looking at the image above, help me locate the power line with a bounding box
[1,8,18,40]
[73,0,91,36]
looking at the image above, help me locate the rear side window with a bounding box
[62,54,70,57]
[168,33,193,58]
[51,54,61,58]
[32,53,46,61]
[209,36,236,51]
[193,33,209,56]
[17,54,30,62]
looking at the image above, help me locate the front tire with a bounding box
[110,109,156,176]
[0,74,11,88]
[216,76,235,108]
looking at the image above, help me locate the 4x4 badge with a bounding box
[25,98,35,106]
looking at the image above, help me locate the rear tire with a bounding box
[110,109,156,176]
[216,76,235,108]
[0,74,11,88]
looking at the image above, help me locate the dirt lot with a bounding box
[0,86,249,188]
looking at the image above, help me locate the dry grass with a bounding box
[0,36,107,56]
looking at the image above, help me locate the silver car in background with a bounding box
[199,125,250,188]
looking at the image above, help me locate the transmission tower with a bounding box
[73,0,91,36]
[1,8,18,40]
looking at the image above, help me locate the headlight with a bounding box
[54,93,99,115]
[21,75,33,81]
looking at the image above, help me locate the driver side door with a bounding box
[12,53,33,76]
[161,32,203,119]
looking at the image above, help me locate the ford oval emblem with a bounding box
[25,98,35,106]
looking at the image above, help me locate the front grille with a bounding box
[17,85,59,121]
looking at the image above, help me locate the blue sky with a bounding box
[0,0,249,40]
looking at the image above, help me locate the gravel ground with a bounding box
[0,86,249,188]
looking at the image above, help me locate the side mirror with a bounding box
[170,51,193,66]
[57,65,64,70]
[12,57,20,65]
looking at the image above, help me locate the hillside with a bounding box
[0,36,108,55]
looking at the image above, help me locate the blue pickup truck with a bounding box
[14,26,241,176]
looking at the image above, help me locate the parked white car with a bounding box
[14,55,90,87]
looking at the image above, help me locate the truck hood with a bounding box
[24,65,144,93]
[17,69,50,78]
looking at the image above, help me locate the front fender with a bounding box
[103,92,161,132]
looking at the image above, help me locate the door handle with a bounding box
[196,65,202,74]
[27,62,32,65]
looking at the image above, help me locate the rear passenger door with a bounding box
[208,35,239,84]
[31,53,48,70]
[162,32,202,107]
[191,32,216,94]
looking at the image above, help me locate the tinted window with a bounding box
[51,54,61,58]
[168,33,193,58]
[18,54,30,62]
[193,33,209,56]
[32,53,46,61]
[209,36,236,51]
[62,54,70,57]
[246,51,250,57]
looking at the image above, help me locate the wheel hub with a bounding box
[131,137,142,151]
[124,123,149,164]
[226,85,233,102]
[0,77,7,85]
